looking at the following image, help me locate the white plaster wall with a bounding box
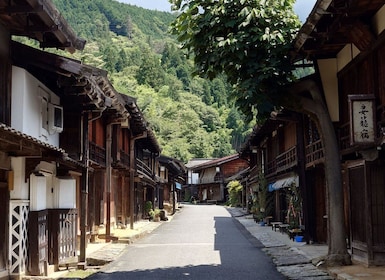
[30,173,47,211]
[10,157,29,200]
[34,161,56,209]
[373,5,385,36]
[317,59,339,122]
[336,44,360,72]
[54,177,76,208]
[11,66,60,147]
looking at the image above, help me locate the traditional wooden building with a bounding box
[157,155,186,212]
[0,1,166,278]
[240,110,327,243]
[294,0,385,266]
[192,154,249,203]
[0,0,85,278]
[119,95,161,226]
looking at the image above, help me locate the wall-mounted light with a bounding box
[160,166,165,172]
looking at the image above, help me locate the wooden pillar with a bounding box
[106,123,113,242]
[129,132,147,229]
[0,27,11,125]
[296,113,312,242]
[79,113,89,265]
[121,174,126,226]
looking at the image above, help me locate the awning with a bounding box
[268,176,299,192]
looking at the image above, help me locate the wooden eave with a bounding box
[121,94,161,153]
[192,154,241,172]
[0,123,64,157]
[0,0,85,53]
[121,94,147,134]
[11,41,129,118]
[158,155,186,176]
[239,120,283,157]
[294,0,384,59]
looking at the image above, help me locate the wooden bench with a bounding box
[279,224,290,234]
[271,222,282,231]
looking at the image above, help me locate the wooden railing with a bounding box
[136,158,153,179]
[339,122,351,152]
[28,210,48,276]
[276,146,297,173]
[305,139,324,166]
[266,159,276,175]
[266,146,297,176]
[89,141,106,166]
[48,209,78,267]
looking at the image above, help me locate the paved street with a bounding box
[88,204,285,280]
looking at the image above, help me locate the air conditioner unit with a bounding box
[48,103,63,134]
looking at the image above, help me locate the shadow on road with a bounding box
[83,206,284,280]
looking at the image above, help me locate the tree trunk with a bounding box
[290,79,351,266]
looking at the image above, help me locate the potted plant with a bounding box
[149,208,161,222]
[256,173,268,226]
[144,201,153,220]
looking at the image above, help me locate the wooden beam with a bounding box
[346,20,376,51]
[0,5,43,15]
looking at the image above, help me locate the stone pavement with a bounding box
[227,206,385,280]
[86,218,164,266]
[23,205,385,279]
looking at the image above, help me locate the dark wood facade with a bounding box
[0,1,167,278]
[192,154,249,203]
[0,0,85,278]
[294,0,385,266]
[240,109,329,244]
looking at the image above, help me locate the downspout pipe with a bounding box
[80,110,105,267]
[106,120,124,242]
[106,123,112,243]
[129,132,147,230]
[79,113,89,267]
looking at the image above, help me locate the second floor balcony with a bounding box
[267,146,297,176]
[136,158,154,183]
[305,139,324,167]
[89,141,106,167]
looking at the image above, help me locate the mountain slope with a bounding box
[50,0,251,162]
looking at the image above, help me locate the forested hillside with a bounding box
[46,0,252,162]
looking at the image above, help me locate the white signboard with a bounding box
[349,95,376,145]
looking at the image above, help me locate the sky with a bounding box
[117,0,316,23]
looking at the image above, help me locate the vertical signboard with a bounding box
[349,95,376,145]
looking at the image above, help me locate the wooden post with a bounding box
[79,113,89,266]
[129,132,147,229]
[106,123,112,242]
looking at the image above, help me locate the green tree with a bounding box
[170,0,300,122]
[135,50,166,90]
[226,181,243,207]
[170,0,351,266]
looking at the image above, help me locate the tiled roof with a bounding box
[0,124,65,154]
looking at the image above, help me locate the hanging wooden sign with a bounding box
[348,95,376,145]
